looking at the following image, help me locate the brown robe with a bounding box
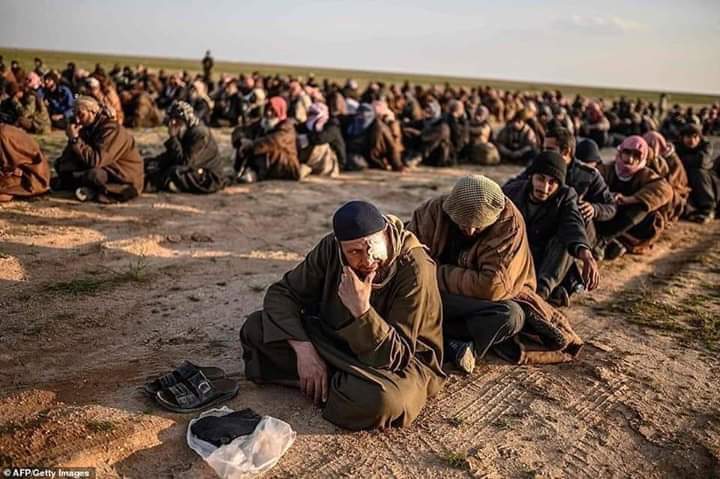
[251,119,301,180]
[598,163,673,253]
[647,151,690,223]
[0,124,50,199]
[55,113,144,194]
[408,196,583,365]
[241,216,445,430]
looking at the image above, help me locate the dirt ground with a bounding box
[1,129,719,478]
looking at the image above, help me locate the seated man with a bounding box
[16,73,51,134]
[40,71,75,129]
[503,151,600,306]
[674,124,717,223]
[508,128,617,256]
[144,101,224,194]
[0,124,50,202]
[52,96,144,203]
[296,102,343,177]
[402,99,454,168]
[465,105,500,165]
[233,96,301,183]
[596,136,673,259]
[408,175,584,371]
[344,103,404,172]
[580,102,611,148]
[644,131,690,224]
[494,110,539,164]
[240,201,445,430]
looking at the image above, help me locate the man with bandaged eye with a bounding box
[240,200,445,430]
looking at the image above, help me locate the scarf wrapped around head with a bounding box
[74,95,101,114]
[347,103,376,137]
[425,99,442,121]
[615,135,648,181]
[643,131,673,159]
[25,72,41,90]
[191,80,214,110]
[268,96,288,121]
[167,100,200,128]
[306,102,329,132]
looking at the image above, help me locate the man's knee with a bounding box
[324,377,409,431]
[83,167,108,187]
[239,310,263,348]
[497,300,525,336]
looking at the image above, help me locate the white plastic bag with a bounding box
[187,407,296,479]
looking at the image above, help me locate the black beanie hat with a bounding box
[576,139,602,164]
[333,201,386,241]
[528,151,567,185]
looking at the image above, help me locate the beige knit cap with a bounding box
[74,95,101,114]
[442,175,506,229]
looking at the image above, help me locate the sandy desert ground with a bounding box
[1,129,719,478]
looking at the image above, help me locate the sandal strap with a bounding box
[158,372,179,388]
[167,383,199,408]
[185,370,213,400]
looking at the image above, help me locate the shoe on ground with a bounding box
[236,168,258,184]
[74,187,96,202]
[446,339,476,374]
[688,211,715,224]
[549,286,570,308]
[604,239,627,261]
[167,180,180,193]
[299,164,312,180]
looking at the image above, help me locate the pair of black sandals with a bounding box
[143,361,240,413]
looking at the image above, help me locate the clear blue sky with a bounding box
[2,0,719,94]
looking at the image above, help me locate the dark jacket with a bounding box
[40,84,75,119]
[306,118,346,168]
[507,158,617,222]
[502,180,589,262]
[164,124,222,173]
[675,139,714,171]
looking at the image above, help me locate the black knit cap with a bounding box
[528,151,567,185]
[333,201,386,241]
[576,139,602,164]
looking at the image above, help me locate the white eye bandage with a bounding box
[366,232,388,262]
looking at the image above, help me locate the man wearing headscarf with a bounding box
[643,131,690,223]
[401,98,454,167]
[144,101,224,194]
[240,201,445,430]
[233,96,301,183]
[674,124,717,223]
[345,102,404,172]
[296,102,344,177]
[503,152,600,307]
[0,124,51,202]
[580,101,610,148]
[189,79,214,125]
[408,175,584,372]
[595,136,673,258]
[52,95,143,203]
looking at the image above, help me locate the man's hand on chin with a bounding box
[338,266,375,318]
